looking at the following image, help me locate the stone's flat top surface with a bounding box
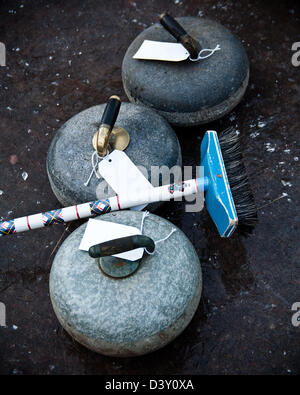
[47,102,181,205]
[122,17,249,112]
[0,0,299,375]
[50,211,201,344]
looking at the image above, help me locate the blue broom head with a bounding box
[200,128,257,237]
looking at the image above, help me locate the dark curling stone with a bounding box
[122,16,249,127]
[49,210,202,357]
[47,102,182,210]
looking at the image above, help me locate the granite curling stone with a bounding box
[122,16,249,127]
[49,210,202,357]
[47,102,182,210]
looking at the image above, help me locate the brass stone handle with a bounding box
[95,95,121,157]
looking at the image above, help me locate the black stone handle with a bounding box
[100,95,121,129]
[159,12,201,59]
[88,235,155,258]
[95,95,121,156]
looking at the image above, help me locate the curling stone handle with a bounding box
[159,12,201,59]
[88,235,155,258]
[95,95,121,156]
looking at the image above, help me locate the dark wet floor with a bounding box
[0,0,299,375]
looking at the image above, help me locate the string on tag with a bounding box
[140,211,177,255]
[189,44,221,62]
[84,150,106,187]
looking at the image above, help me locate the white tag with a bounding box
[79,218,144,261]
[98,150,154,211]
[133,40,189,62]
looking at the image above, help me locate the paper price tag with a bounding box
[98,150,154,211]
[79,218,144,261]
[133,40,189,62]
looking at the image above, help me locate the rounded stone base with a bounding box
[47,103,182,210]
[122,17,249,127]
[49,211,202,357]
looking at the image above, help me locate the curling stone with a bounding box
[47,96,182,210]
[49,210,202,357]
[122,13,249,127]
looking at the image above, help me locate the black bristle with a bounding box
[218,127,258,235]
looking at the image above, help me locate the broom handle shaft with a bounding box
[0,178,208,237]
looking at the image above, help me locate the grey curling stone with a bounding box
[122,17,249,127]
[47,102,182,210]
[49,211,202,357]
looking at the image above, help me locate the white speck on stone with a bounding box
[132,18,137,23]
[265,142,275,152]
[284,149,290,153]
[12,325,18,330]
[0,190,3,195]
[258,121,266,128]
[25,62,29,67]
[250,131,260,138]
[22,172,28,181]
[281,180,292,187]
[294,157,298,161]
[6,106,13,111]
[198,10,204,16]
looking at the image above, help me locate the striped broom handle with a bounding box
[0,178,208,237]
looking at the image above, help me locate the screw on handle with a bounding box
[95,95,121,157]
[159,12,201,59]
[88,235,155,258]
